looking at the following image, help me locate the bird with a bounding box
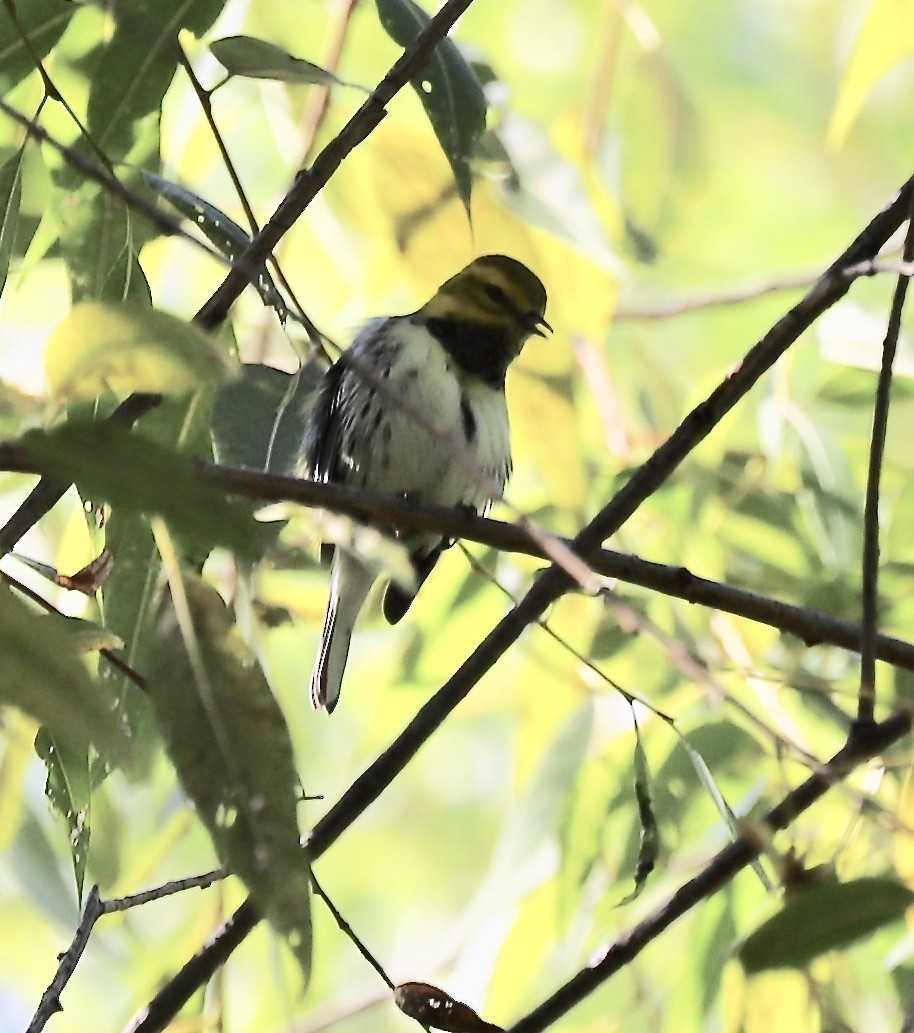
[301,255,550,712]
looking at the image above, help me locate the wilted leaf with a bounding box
[147,573,311,977]
[56,549,115,595]
[0,583,129,762]
[394,982,503,1033]
[45,302,235,402]
[739,877,914,973]
[618,726,658,904]
[19,421,263,560]
[376,0,487,215]
[211,362,323,473]
[211,36,367,90]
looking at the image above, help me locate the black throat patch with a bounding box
[422,316,512,388]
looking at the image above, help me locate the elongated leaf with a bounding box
[20,420,263,560]
[148,573,311,977]
[739,877,914,973]
[618,726,658,904]
[45,301,235,403]
[376,0,486,214]
[0,147,23,300]
[211,35,367,90]
[34,731,92,903]
[211,362,323,473]
[0,0,76,93]
[0,583,129,762]
[142,170,288,322]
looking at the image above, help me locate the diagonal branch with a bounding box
[507,709,913,1033]
[123,171,914,1033]
[0,0,480,557]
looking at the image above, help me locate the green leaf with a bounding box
[0,0,76,94]
[20,420,263,560]
[55,179,154,305]
[147,573,311,978]
[210,35,367,90]
[376,0,487,215]
[141,170,288,322]
[45,301,235,403]
[739,877,914,974]
[86,1,227,162]
[0,583,129,762]
[618,727,658,904]
[0,147,24,300]
[34,731,92,903]
[211,362,323,473]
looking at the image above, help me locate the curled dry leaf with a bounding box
[394,982,504,1033]
[55,549,115,595]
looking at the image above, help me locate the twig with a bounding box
[858,201,914,726]
[0,568,148,691]
[0,0,480,557]
[311,871,396,990]
[27,871,223,1033]
[506,709,913,1033]
[125,172,914,1033]
[4,448,914,674]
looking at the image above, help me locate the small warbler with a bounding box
[302,255,550,712]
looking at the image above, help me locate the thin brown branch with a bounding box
[858,202,914,726]
[124,172,914,1033]
[311,870,396,991]
[3,448,914,675]
[27,872,223,1033]
[0,0,479,557]
[506,709,913,1033]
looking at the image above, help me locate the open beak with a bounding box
[526,313,552,338]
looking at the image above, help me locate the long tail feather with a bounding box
[311,550,375,712]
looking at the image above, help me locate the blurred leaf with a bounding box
[828,0,914,147]
[87,2,226,162]
[45,301,235,402]
[34,730,92,902]
[147,572,311,978]
[618,726,658,904]
[142,170,289,323]
[493,703,593,882]
[739,877,914,973]
[0,147,24,300]
[20,420,263,560]
[394,982,503,1033]
[0,583,129,762]
[211,362,322,473]
[0,711,35,851]
[210,35,367,90]
[0,0,76,93]
[55,180,153,304]
[376,0,486,215]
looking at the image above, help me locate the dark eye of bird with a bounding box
[483,283,509,307]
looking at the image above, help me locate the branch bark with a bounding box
[123,171,914,1033]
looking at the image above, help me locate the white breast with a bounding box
[347,320,511,512]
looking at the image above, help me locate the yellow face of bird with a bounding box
[421,255,551,351]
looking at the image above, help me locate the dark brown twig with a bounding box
[858,199,914,726]
[123,171,914,1033]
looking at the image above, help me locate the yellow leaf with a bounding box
[827,0,914,147]
[45,302,235,402]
